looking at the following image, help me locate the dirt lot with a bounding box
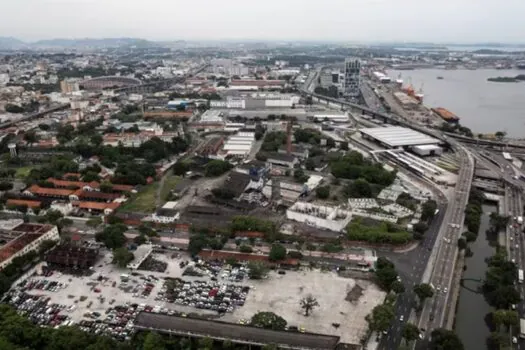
[222,269,386,345]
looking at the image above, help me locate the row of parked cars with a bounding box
[6,291,74,328]
[19,278,68,292]
[161,279,250,313]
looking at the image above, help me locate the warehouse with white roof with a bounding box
[359,126,442,149]
[222,131,255,156]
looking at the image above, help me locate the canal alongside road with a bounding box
[454,204,498,350]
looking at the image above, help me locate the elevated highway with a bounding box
[0,103,70,130]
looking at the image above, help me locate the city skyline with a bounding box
[2,0,525,43]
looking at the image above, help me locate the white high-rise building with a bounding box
[344,58,361,98]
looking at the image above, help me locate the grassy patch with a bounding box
[15,166,34,179]
[160,174,180,202]
[119,183,159,213]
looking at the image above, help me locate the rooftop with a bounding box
[133,313,338,349]
[359,126,441,148]
[266,152,296,163]
[0,223,55,264]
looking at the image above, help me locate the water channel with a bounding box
[454,204,498,350]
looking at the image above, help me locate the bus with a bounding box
[520,318,525,338]
[518,269,524,284]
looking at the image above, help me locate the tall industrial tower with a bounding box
[344,58,361,98]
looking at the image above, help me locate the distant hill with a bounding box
[0,37,28,50]
[0,37,158,50]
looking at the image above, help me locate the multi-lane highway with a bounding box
[415,147,474,343]
[379,200,447,350]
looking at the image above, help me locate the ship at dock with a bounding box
[431,107,460,122]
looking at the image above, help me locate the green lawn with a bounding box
[160,174,180,202]
[15,166,34,179]
[119,183,159,213]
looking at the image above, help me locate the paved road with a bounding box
[415,148,474,346]
[378,201,447,350]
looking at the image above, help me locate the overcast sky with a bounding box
[2,0,524,43]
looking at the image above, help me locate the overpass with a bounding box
[115,64,209,94]
[0,103,70,129]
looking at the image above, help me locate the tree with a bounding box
[293,169,309,183]
[391,280,405,294]
[247,261,268,280]
[300,295,319,316]
[366,303,395,332]
[430,328,464,350]
[143,332,166,350]
[23,130,39,146]
[413,222,428,235]
[402,323,420,344]
[250,312,287,330]
[463,231,477,242]
[495,131,507,141]
[197,337,214,350]
[100,181,113,193]
[457,237,467,250]
[316,186,330,199]
[413,283,434,304]
[205,160,233,177]
[95,224,127,249]
[0,182,13,191]
[112,247,134,268]
[269,243,287,261]
[346,178,372,198]
[134,234,147,246]
[239,244,253,253]
[86,217,102,228]
[421,200,438,222]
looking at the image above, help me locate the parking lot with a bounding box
[4,249,385,344]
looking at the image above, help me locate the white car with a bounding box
[513,336,518,344]
[399,315,404,322]
[512,259,516,264]
[436,286,441,292]
[443,287,448,293]
[516,244,519,249]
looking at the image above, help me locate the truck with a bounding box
[518,216,523,225]
[518,269,523,284]
[520,318,525,338]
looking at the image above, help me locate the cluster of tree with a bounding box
[488,309,519,348]
[25,156,79,185]
[112,247,134,268]
[230,216,278,241]
[187,233,227,256]
[0,169,16,179]
[293,169,309,183]
[489,212,510,233]
[412,222,429,240]
[247,261,269,279]
[260,131,287,152]
[413,283,434,309]
[320,242,344,253]
[374,257,404,293]
[396,192,418,211]
[250,311,287,330]
[211,188,235,200]
[57,66,116,79]
[429,328,464,350]
[420,199,438,222]
[331,151,397,193]
[268,243,287,261]
[111,161,156,186]
[5,101,40,114]
[439,122,473,138]
[294,129,321,145]
[482,247,521,309]
[315,185,330,199]
[204,160,233,177]
[347,218,413,245]
[365,296,396,333]
[464,189,484,234]
[0,182,13,191]
[95,224,127,249]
